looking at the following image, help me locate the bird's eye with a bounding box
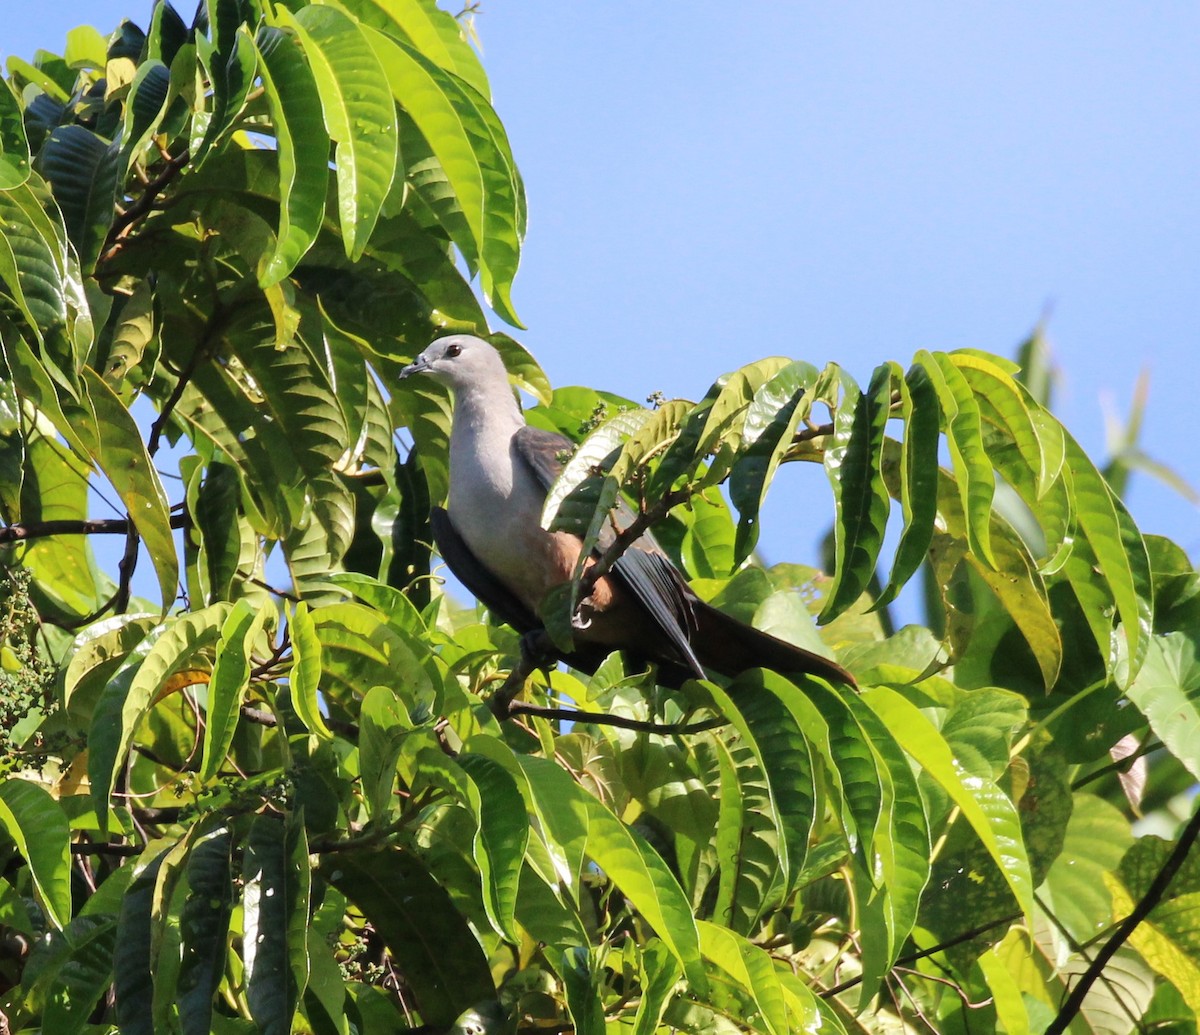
[444,342,462,358]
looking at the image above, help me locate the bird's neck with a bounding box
[450,381,525,451]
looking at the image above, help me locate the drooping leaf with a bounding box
[917,349,996,567]
[288,5,398,259]
[288,600,332,738]
[728,360,819,563]
[89,603,231,820]
[178,829,235,1035]
[254,25,330,285]
[244,813,311,1035]
[39,125,120,273]
[0,779,71,929]
[516,754,707,992]
[876,361,939,607]
[0,78,31,188]
[413,749,529,941]
[820,364,893,622]
[199,598,272,780]
[364,29,485,272]
[865,686,1031,918]
[78,366,179,612]
[113,850,166,1035]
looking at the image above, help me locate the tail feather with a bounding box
[691,598,857,688]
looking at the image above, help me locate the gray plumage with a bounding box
[399,334,855,688]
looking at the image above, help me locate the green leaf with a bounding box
[333,0,491,98]
[322,848,496,1027]
[863,686,1033,921]
[89,604,231,821]
[311,601,437,719]
[728,360,819,563]
[516,754,707,992]
[632,939,682,1035]
[101,277,156,392]
[0,78,31,188]
[542,407,652,533]
[917,349,996,566]
[358,684,413,818]
[560,947,606,1035]
[415,750,529,941]
[200,598,271,780]
[697,922,828,1035]
[114,850,166,1035]
[16,422,101,617]
[707,676,816,917]
[39,914,119,1035]
[1040,793,1131,946]
[255,25,330,285]
[820,364,892,622]
[1062,430,1153,681]
[0,779,71,929]
[1124,632,1200,780]
[365,29,484,272]
[288,600,332,738]
[287,5,398,259]
[39,125,120,273]
[194,23,257,165]
[244,813,311,1035]
[121,60,172,167]
[876,361,939,607]
[78,366,179,612]
[178,829,235,1035]
[709,734,780,933]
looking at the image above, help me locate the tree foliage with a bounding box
[1,3,1198,1034]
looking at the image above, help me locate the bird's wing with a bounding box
[431,506,613,673]
[430,507,540,633]
[514,425,705,678]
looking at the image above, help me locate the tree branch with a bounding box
[0,514,188,543]
[98,148,191,267]
[577,486,691,603]
[508,699,724,735]
[1045,801,1200,1035]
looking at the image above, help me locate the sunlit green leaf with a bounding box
[255,25,330,285]
[0,779,71,929]
[288,5,398,259]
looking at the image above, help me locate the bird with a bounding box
[398,334,856,691]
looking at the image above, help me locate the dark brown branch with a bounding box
[0,514,188,543]
[509,699,725,736]
[1045,802,1200,1035]
[98,148,191,266]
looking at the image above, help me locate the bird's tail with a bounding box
[690,598,858,688]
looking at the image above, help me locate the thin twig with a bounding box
[821,910,1022,997]
[70,841,142,858]
[509,700,724,735]
[1045,802,1200,1035]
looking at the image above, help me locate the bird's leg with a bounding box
[490,628,560,719]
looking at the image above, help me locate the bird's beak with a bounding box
[398,356,428,380]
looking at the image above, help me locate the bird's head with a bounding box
[398,334,508,392]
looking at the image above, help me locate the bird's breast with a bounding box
[448,438,582,614]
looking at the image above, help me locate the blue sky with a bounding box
[12,3,1200,614]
